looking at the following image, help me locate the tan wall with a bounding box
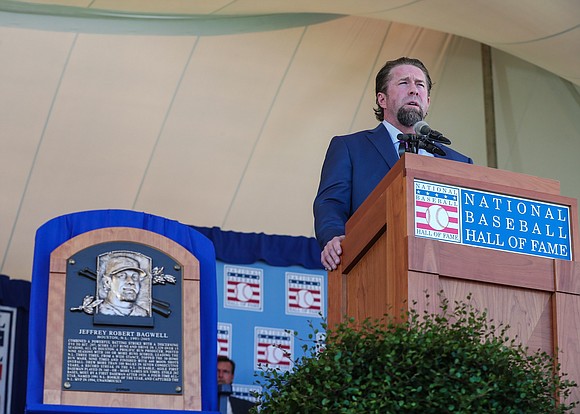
[1,11,579,281]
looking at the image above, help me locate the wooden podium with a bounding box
[328,154,580,406]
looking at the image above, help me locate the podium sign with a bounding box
[43,227,202,410]
[414,179,572,260]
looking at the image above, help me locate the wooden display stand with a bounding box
[26,210,220,414]
[43,227,202,410]
[328,153,580,406]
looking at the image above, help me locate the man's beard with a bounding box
[397,106,424,127]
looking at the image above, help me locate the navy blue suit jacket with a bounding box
[313,123,473,249]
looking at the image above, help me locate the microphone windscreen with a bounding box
[413,120,430,136]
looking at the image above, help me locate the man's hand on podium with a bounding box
[321,235,345,271]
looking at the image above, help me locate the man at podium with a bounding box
[314,56,473,271]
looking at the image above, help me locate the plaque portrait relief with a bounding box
[63,240,186,397]
[97,251,152,317]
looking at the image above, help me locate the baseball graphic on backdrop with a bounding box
[235,282,254,302]
[296,289,315,309]
[266,344,285,364]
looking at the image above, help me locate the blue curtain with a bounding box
[190,226,323,270]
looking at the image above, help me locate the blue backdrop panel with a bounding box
[191,226,326,399]
[216,261,326,389]
[26,210,219,414]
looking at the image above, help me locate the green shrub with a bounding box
[253,294,577,413]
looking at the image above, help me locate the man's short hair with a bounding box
[218,355,235,375]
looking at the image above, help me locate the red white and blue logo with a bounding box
[414,180,461,242]
[217,322,232,357]
[254,327,293,371]
[285,272,324,317]
[224,265,263,311]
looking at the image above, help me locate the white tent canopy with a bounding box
[1,0,579,281]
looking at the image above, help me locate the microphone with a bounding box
[418,140,446,156]
[413,121,451,145]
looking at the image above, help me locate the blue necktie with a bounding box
[397,140,407,158]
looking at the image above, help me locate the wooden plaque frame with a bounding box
[43,227,202,410]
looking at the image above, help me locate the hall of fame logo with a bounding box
[217,322,232,357]
[224,265,263,311]
[254,327,293,371]
[414,180,461,242]
[285,272,324,317]
[414,179,572,260]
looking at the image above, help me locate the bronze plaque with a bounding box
[64,241,183,395]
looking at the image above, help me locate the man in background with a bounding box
[218,356,256,414]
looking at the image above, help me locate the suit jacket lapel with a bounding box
[366,123,399,169]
